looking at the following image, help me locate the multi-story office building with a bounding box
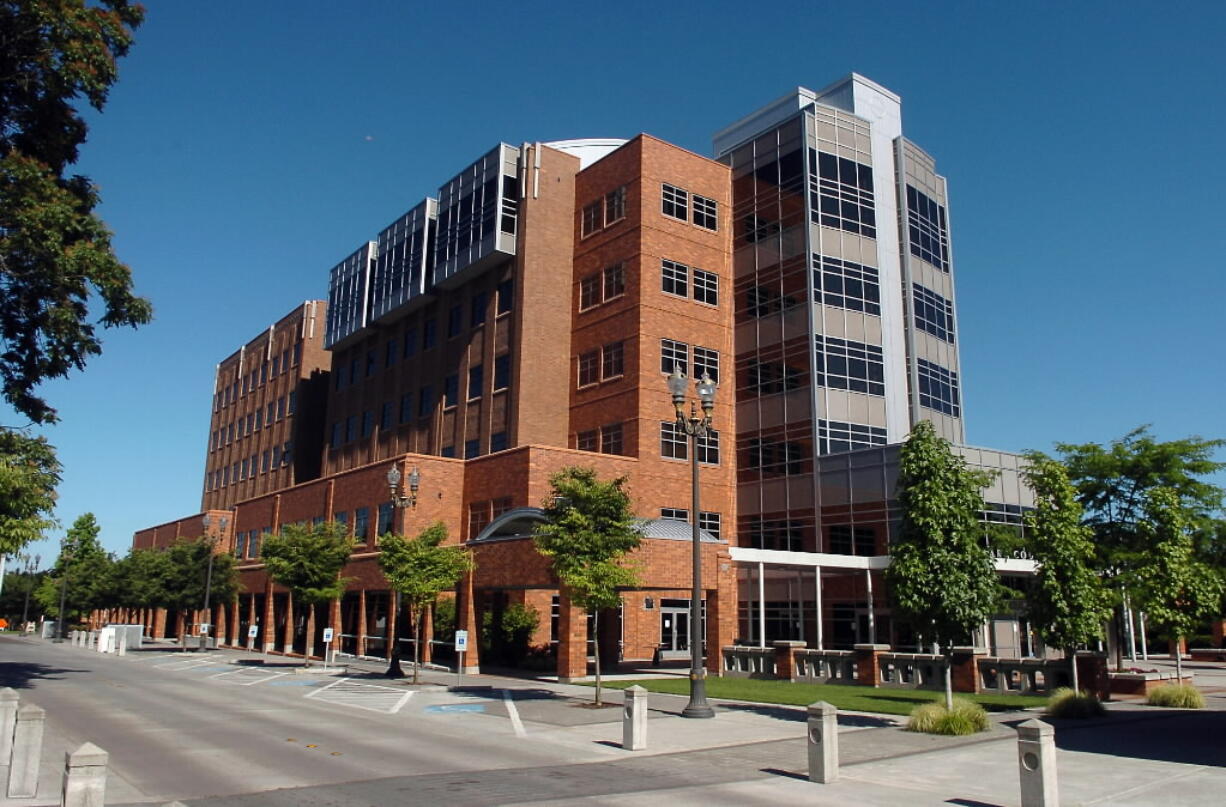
[130,74,1038,676]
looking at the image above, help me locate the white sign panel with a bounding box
[454,630,469,651]
[247,625,258,638]
[322,627,335,643]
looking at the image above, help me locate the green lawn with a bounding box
[584,677,1045,716]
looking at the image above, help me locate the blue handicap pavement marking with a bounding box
[425,704,487,714]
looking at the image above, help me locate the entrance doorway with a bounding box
[659,599,705,660]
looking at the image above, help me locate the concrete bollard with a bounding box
[807,700,839,784]
[7,704,46,797]
[61,742,108,807]
[0,688,19,766]
[622,685,648,751]
[117,630,128,657]
[1017,718,1058,807]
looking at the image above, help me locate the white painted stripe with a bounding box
[208,667,247,679]
[304,677,347,700]
[503,690,526,737]
[389,690,414,714]
[240,671,290,686]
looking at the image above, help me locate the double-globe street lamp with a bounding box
[20,553,40,630]
[385,464,420,679]
[55,537,71,642]
[667,366,717,719]
[201,513,229,650]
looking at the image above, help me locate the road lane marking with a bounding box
[503,690,527,737]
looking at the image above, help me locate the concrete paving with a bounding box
[2,635,1224,806]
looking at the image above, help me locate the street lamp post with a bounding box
[201,514,228,650]
[385,464,420,679]
[20,554,40,630]
[55,538,71,642]
[668,366,717,719]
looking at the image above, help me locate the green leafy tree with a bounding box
[533,467,639,705]
[378,522,473,683]
[1022,453,1111,694]
[886,421,999,710]
[1134,488,1224,681]
[0,429,60,554]
[157,538,239,646]
[110,547,173,614]
[1,0,152,425]
[35,512,113,627]
[261,521,353,665]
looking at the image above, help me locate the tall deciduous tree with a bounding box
[1023,453,1110,694]
[160,538,239,645]
[378,522,473,684]
[1134,488,1224,681]
[533,467,639,706]
[0,429,59,554]
[261,522,353,665]
[1,0,152,425]
[35,512,113,624]
[886,421,999,710]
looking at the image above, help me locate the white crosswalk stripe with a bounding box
[304,677,413,714]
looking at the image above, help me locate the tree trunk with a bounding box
[1069,646,1080,694]
[593,610,602,706]
[943,650,953,711]
[1174,635,1183,681]
[412,605,423,685]
[304,605,315,667]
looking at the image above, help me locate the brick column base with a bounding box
[774,640,806,681]
[854,643,889,687]
[950,646,986,693]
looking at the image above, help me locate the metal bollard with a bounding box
[7,703,46,797]
[62,742,108,807]
[1017,718,1058,807]
[0,688,18,765]
[622,685,648,751]
[807,700,839,783]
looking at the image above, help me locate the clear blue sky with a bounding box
[9,0,1226,564]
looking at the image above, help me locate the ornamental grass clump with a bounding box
[1146,683,1205,709]
[906,698,989,735]
[1046,687,1106,719]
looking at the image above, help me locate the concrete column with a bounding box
[757,562,766,648]
[7,703,45,798]
[806,701,839,784]
[1017,718,1058,807]
[0,688,18,768]
[61,742,107,807]
[621,685,648,751]
[814,567,824,650]
[864,570,876,645]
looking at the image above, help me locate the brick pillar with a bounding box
[1075,652,1109,699]
[950,646,985,693]
[262,582,275,653]
[246,594,257,650]
[329,596,342,657]
[230,599,241,647]
[854,644,889,687]
[1168,637,1188,658]
[420,603,434,664]
[774,640,806,681]
[357,589,368,656]
[457,572,480,673]
[215,603,227,646]
[556,588,587,683]
[282,591,295,654]
[1211,619,1226,648]
[706,549,738,675]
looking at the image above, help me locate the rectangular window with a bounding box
[261,449,270,473]
[422,319,437,349]
[349,358,359,384]
[467,364,483,399]
[282,441,292,465]
[601,341,624,379]
[917,358,961,417]
[404,328,418,357]
[582,200,602,236]
[661,339,688,375]
[240,458,248,480]
[470,291,487,327]
[576,429,598,452]
[490,431,508,452]
[600,422,623,455]
[579,274,600,310]
[465,438,480,459]
[912,283,955,342]
[605,186,626,224]
[385,339,398,367]
[345,414,357,442]
[692,269,718,306]
[828,525,877,555]
[366,350,376,377]
[469,502,492,538]
[399,393,413,424]
[814,335,885,396]
[813,254,881,315]
[334,511,348,530]
[811,149,876,238]
[377,502,394,537]
[361,410,373,438]
[494,354,511,390]
[260,364,267,385]
[817,419,888,455]
[293,343,301,366]
[697,429,720,464]
[353,507,370,543]
[287,391,296,415]
[603,262,625,300]
[275,396,285,420]
[281,349,289,372]
[699,511,721,538]
[492,496,514,517]
[497,278,514,314]
[746,517,802,551]
[254,410,262,430]
[692,346,719,382]
[661,259,688,297]
[447,305,463,338]
[660,421,687,460]
[906,185,950,271]
[661,507,688,522]
[418,385,433,417]
[662,183,688,221]
[330,422,341,449]
[271,357,280,376]
[380,401,394,430]
[443,374,458,407]
[692,194,718,230]
[578,350,599,387]
[440,444,456,458]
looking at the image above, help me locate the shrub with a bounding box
[907,698,989,735]
[1046,687,1106,719]
[1146,684,1205,709]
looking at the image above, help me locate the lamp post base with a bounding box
[682,677,715,719]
